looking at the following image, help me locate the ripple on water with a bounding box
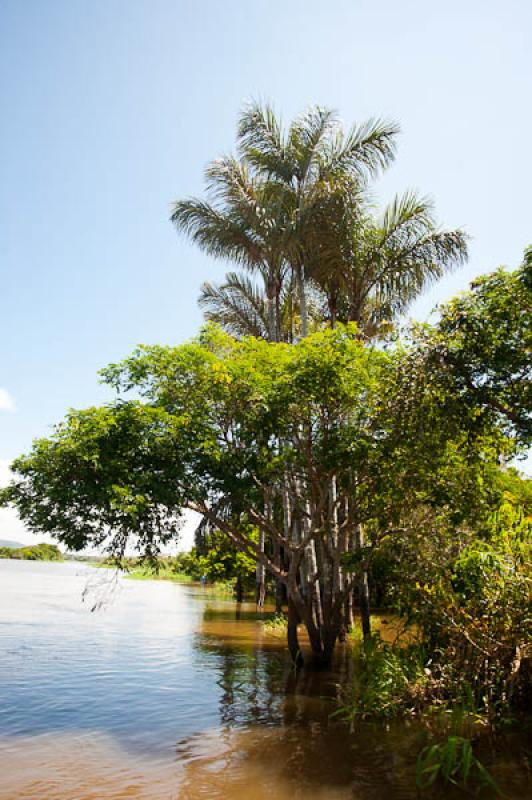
[0,560,529,800]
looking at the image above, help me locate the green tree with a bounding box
[422,247,531,445]
[1,321,512,665]
[178,530,256,601]
[173,103,399,341]
[309,191,468,333]
[1,404,184,560]
[172,104,467,616]
[236,102,398,336]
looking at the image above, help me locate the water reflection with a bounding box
[0,561,529,800]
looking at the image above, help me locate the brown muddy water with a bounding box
[0,560,529,799]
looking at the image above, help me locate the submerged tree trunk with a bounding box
[284,574,345,669]
[287,595,304,668]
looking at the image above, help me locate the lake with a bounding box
[0,559,529,799]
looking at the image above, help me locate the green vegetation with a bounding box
[97,557,194,583]
[174,530,257,600]
[0,542,63,561]
[125,566,193,583]
[416,736,502,795]
[262,613,289,636]
[0,102,529,775]
[0,539,25,549]
[97,553,250,598]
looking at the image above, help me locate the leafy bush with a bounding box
[381,500,531,718]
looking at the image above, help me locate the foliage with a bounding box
[0,404,184,560]
[376,500,531,718]
[262,613,288,636]
[416,736,502,795]
[175,530,256,589]
[0,542,63,561]
[335,636,427,720]
[172,102,467,342]
[495,467,532,515]
[424,250,532,446]
[98,557,194,583]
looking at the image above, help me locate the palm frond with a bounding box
[198,272,269,338]
[237,100,295,183]
[379,191,434,245]
[359,194,469,319]
[327,117,400,182]
[289,106,338,184]
[170,199,264,266]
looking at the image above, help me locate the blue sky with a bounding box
[1,0,530,545]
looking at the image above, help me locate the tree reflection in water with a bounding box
[175,600,530,800]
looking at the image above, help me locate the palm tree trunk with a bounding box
[296,264,308,338]
[275,289,282,343]
[266,292,277,342]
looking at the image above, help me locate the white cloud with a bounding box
[0,388,16,412]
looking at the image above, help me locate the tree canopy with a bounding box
[1,100,529,670]
[2,265,527,662]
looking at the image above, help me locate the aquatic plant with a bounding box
[416,735,503,795]
[262,613,288,636]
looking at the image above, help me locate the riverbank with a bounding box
[96,560,246,598]
[0,542,63,561]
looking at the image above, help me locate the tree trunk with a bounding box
[329,292,337,329]
[266,291,277,342]
[285,581,341,669]
[235,574,244,603]
[345,589,354,631]
[296,264,308,338]
[274,539,285,613]
[287,595,304,668]
[256,525,266,608]
[354,522,371,639]
[275,284,282,343]
[256,494,272,608]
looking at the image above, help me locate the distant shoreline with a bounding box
[0,542,64,562]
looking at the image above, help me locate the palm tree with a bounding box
[171,157,288,342]
[170,102,467,632]
[308,190,469,335]
[198,270,306,342]
[237,102,400,336]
